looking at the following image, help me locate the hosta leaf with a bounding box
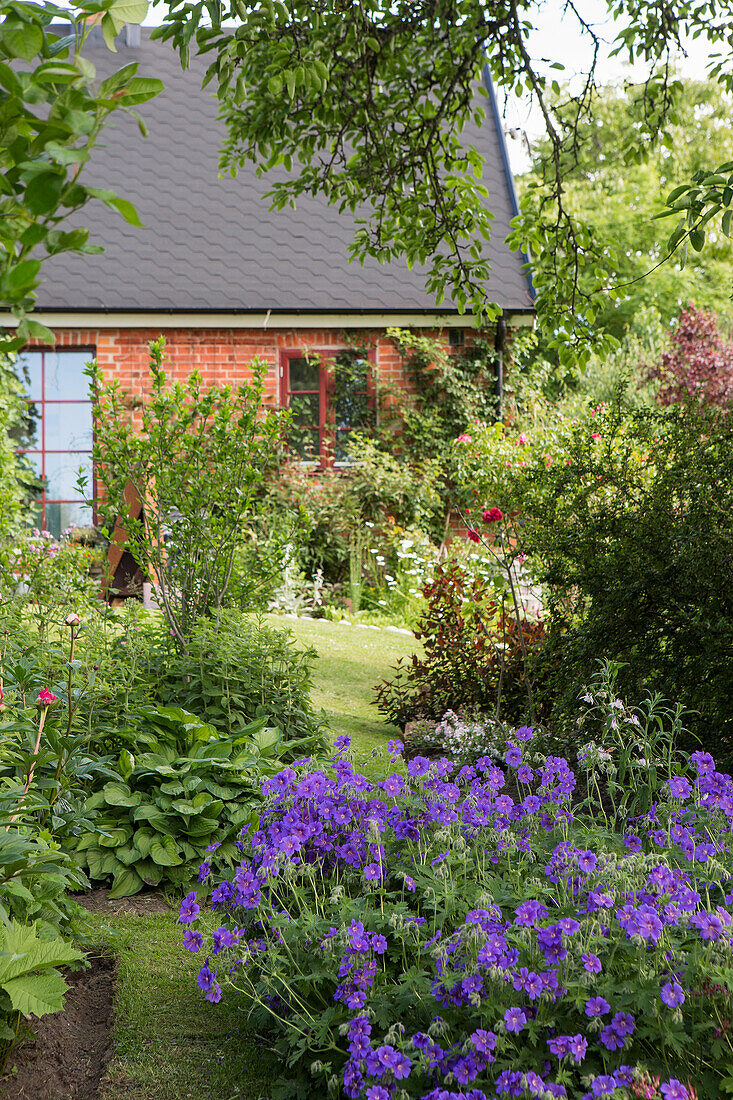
[98,827,133,848]
[171,799,203,816]
[108,866,144,899]
[132,828,155,858]
[150,836,183,867]
[115,844,139,866]
[135,859,164,886]
[103,782,141,808]
[159,780,185,795]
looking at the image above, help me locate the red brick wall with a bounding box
[31,325,475,401]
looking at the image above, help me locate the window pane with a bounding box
[289,391,320,426]
[16,402,41,449]
[14,350,43,399]
[335,390,369,430]
[43,350,94,400]
[43,453,92,501]
[289,427,319,461]
[334,428,353,464]
[43,500,93,538]
[289,357,320,391]
[44,402,93,452]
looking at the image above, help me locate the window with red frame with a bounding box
[280,348,375,464]
[13,347,94,537]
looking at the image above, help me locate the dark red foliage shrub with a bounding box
[373,561,544,726]
[648,304,733,407]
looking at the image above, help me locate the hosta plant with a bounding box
[77,705,290,897]
[181,681,733,1100]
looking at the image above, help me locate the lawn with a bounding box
[266,614,419,756]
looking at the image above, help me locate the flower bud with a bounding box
[65,612,81,626]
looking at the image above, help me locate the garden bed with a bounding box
[3,952,116,1100]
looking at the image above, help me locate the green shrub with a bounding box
[374,561,544,726]
[455,395,733,760]
[162,611,327,752]
[90,340,288,646]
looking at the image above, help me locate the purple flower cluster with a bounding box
[180,726,733,1099]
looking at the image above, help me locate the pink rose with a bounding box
[482,507,504,523]
[456,433,472,444]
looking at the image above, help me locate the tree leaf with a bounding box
[2,23,43,63]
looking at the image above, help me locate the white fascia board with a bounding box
[0,311,535,330]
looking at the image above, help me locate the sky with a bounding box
[499,0,722,173]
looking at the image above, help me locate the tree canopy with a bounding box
[523,77,733,341]
[149,0,733,359]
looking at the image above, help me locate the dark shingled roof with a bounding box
[36,28,534,315]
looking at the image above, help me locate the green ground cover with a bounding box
[266,615,419,756]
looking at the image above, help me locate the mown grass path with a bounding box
[266,615,419,756]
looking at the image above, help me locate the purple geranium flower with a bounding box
[178,890,200,924]
[660,1081,689,1099]
[504,1007,527,1033]
[661,981,685,1007]
[183,929,203,953]
[585,996,610,1017]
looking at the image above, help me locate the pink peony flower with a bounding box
[467,530,481,542]
[456,433,472,444]
[482,507,504,523]
[37,689,58,707]
[64,612,81,627]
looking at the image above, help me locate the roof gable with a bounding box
[36,28,534,315]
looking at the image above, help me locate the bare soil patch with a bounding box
[76,887,170,916]
[2,952,116,1100]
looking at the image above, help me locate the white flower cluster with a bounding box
[435,709,504,766]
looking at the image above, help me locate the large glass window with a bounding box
[14,348,94,536]
[280,348,375,464]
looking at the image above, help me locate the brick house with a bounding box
[6,27,534,543]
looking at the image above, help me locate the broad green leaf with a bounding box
[25,319,55,343]
[132,827,155,858]
[113,76,164,106]
[108,0,150,26]
[1,23,44,62]
[3,969,68,1017]
[24,172,64,216]
[150,835,183,867]
[98,61,139,98]
[98,826,132,848]
[5,258,41,293]
[136,858,164,886]
[118,749,135,780]
[108,866,144,899]
[103,782,140,807]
